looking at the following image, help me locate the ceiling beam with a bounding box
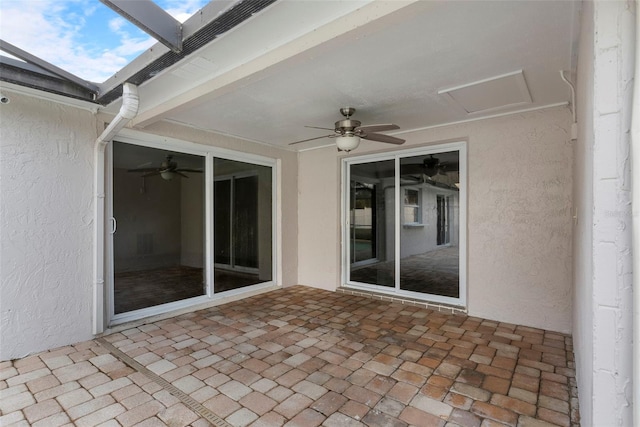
[100,0,183,53]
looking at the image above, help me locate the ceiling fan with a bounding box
[289,107,405,152]
[401,154,459,179]
[127,155,202,180]
[422,154,459,177]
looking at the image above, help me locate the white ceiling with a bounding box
[108,0,580,151]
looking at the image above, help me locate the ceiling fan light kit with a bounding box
[289,107,405,151]
[160,171,175,180]
[336,134,360,152]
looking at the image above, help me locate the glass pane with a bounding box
[399,151,460,297]
[349,160,395,287]
[113,142,205,314]
[214,158,272,293]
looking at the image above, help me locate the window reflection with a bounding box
[214,158,272,293]
[348,150,460,299]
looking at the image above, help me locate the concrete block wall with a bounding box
[574,1,634,425]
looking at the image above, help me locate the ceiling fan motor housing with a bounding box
[335,119,361,133]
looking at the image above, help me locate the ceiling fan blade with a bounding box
[289,134,335,145]
[305,125,336,131]
[176,169,203,173]
[128,167,158,172]
[362,133,405,145]
[438,161,460,172]
[175,171,189,178]
[142,171,161,177]
[358,124,400,133]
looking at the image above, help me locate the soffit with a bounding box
[103,0,580,151]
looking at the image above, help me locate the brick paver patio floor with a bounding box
[0,286,579,426]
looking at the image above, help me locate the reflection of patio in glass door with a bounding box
[345,144,466,306]
[350,181,377,264]
[213,158,273,293]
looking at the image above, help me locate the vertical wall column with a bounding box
[590,2,634,425]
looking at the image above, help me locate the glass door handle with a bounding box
[110,217,117,234]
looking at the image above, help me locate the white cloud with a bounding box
[159,0,209,23]
[108,17,126,33]
[0,0,158,83]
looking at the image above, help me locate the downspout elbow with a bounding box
[96,83,139,148]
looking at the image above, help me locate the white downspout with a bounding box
[93,83,139,334]
[630,7,640,425]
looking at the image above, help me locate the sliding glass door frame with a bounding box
[106,130,278,326]
[341,141,467,307]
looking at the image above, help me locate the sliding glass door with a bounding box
[344,143,466,306]
[111,142,206,315]
[109,140,276,324]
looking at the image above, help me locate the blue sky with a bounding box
[0,0,209,83]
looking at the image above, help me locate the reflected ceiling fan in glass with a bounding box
[127,155,203,180]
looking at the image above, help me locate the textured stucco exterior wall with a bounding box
[0,93,298,361]
[298,107,573,333]
[573,2,635,425]
[0,91,98,360]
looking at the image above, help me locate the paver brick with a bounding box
[239,391,278,415]
[75,402,126,427]
[23,398,63,423]
[399,406,446,427]
[0,390,36,413]
[323,412,366,427]
[56,387,93,410]
[285,408,326,427]
[6,368,51,387]
[273,393,313,418]
[31,411,71,427]
[292,380,327,400]
[339,399,369,420]
[537,407,571,426]
[250,411,287,427]
[25,374,61,394]
[343,384,382,407]
[53,362,98,383]
[471,401,518,426]
[204,393,241,418]
[409,394,453,419]
[157,402,199,427]
[450,382,491,402]
[490,394,536,416]
[89,377,132,397]
[116,400,165,426]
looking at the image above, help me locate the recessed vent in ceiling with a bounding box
[439,70,532,114]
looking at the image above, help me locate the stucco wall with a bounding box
[298,107,573,333]
[0,91,98,360]
[573,2,635,425]
[0,92,298,361]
